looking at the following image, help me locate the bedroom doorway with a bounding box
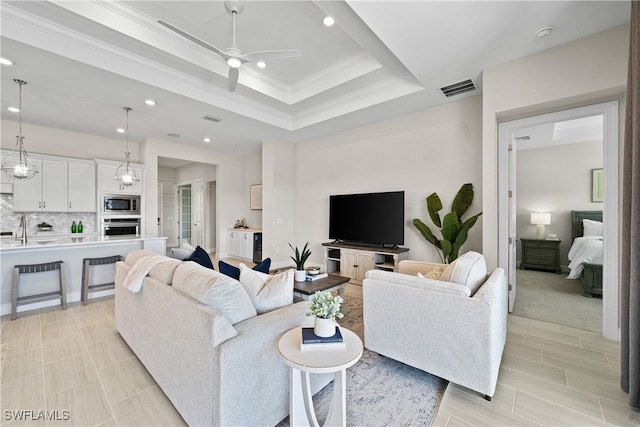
[498,100,620,340]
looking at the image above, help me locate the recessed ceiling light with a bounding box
[7,106,19,113]
[536,26,554,39]
[145,99,156,106]
[203,137,211,143]
[0,58,14,66]
[323,16,335,27]
[256,61,266,69]
[116,128,125,133]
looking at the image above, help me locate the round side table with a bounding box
[278,326,363,427]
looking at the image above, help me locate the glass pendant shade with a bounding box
[114,106,139,188]
[1,79,39,181]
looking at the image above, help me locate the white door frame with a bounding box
[498,100,619,340]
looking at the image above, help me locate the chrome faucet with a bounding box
[19,215,27,244]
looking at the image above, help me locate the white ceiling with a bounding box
[0,1,631,158]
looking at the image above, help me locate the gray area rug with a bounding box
[278,295,447,426]
[512,269,602,333]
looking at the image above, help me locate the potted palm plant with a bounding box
[289,242,311,282]
[307,291,344,337]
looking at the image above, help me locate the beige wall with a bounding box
[516,140,603,266]
[292,96,484,265]
[482,24,629,269]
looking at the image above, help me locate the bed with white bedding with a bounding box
[569,211,603,297]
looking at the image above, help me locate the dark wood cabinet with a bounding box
[520,238,561,273]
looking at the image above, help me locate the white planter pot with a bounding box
[294,270,306,282]
[314,316,336,338]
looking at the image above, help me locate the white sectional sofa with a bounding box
[362,251,507,399]
[114,250,332,426]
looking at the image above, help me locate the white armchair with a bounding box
[362,251,507,399]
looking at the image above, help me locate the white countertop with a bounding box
[228,228,262,232]
[0,235,166,252]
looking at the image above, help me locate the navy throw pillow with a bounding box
[219,258,271,280]
[187,246,214,270]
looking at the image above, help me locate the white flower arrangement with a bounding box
[306,291,344,322]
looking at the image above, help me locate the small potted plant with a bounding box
[289,242,311,282]
[306,291,344,337]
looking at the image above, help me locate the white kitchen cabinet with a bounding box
[226,229,254,260]
[14,159,68,212]
[68,162,96,212]
[97,163,143,194]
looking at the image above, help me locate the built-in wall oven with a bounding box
[101,217,141,238]
[101,194,140,215]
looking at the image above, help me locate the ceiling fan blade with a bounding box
[242,49,302,62]
[228,68,239,92]
[158,19,230,60]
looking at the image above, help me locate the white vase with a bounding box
[314,317,336,338]
[294,270,306,282]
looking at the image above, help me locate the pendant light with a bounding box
[114,106,139,188]
[1,79,39,180]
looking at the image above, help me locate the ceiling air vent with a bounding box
[202,115,222,123]
[515,136,530,142]
[440,79,476,97]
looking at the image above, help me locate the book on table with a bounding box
[305,273,328,281]
[300,327,345,350]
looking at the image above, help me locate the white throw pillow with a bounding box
[583,219,603,237]
[170,241,196,260]
[440,251,487,296]
[173,262,257,325]
[416,273,471,297]
[239,264,294,314]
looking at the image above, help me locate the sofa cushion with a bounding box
[219,258,271,280]
[187,246,214,270]
[441,251,487,296]
[124,250,181,285]
[238,264,294,314]
[173,262,257,325]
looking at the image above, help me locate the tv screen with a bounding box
[329,191,405,246]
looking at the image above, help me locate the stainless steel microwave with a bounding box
[102,194,140,215]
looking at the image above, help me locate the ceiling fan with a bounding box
[158,0,302,92]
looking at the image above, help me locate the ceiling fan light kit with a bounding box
[158,0,301,92]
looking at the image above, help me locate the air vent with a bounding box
[515,136,530,142]
[440,79,476,97]
[202,115,222,123]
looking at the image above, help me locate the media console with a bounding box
[322,242,409,285]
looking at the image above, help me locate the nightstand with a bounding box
[520,238,561,273]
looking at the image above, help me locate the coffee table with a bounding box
[293,274,350,301]
[278,326,363,427]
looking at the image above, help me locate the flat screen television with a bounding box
[329,191,405,247]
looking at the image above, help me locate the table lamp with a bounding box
[531,212,551,239]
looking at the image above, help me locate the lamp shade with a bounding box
[530,212,551,225]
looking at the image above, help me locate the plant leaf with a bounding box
[426,193,442,228]
[441,212,460,242]
[441,239,452,262]
[452,183,474,219]
[412,219,441,249]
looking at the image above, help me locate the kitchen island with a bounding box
[0,236,166,316]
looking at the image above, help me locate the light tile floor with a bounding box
[2,285,639,426]
[0,297,186,426]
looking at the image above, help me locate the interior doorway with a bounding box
[498,100,619,340]
[178,184,192,245]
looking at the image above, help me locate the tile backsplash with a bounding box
[0,194,96,236]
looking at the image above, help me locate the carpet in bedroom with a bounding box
[512,269,602,333]
[277,295,448,426]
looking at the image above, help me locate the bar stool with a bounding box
[81,255,123,305]
[12,261,67,321]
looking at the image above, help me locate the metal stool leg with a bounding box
[11,267,19,321]
[59,264,67,310]
[81,259,89,306]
